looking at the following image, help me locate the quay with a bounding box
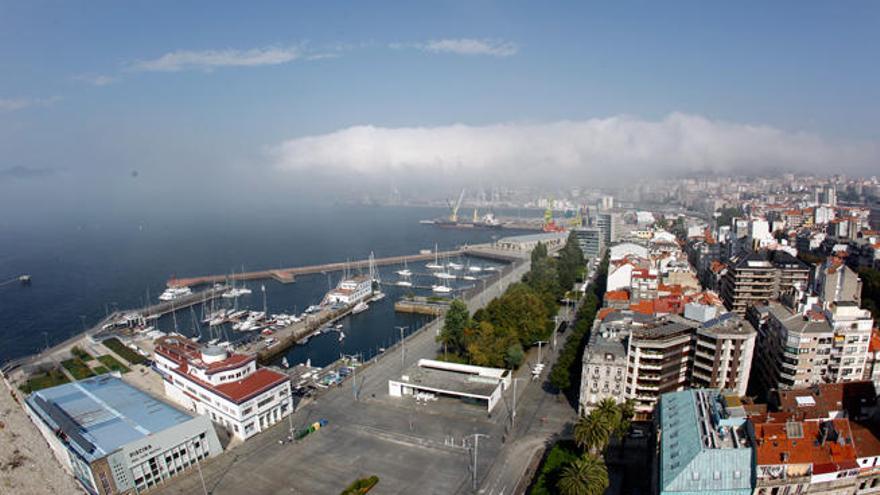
[167,250,466,288]
[393,296,450,316]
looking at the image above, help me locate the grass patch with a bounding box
[102,338,146,365]
[61,358,95,380]
[92,366,110,375]
[19,369,70,394]
[71,346,94,362]
[528,440,580,495]
[340,476,379,495]
[97,355,130,374]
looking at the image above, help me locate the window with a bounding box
[733,470,742,479]
[691,472,699,481]
[713,470,721,480]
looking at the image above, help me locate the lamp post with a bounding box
[533,340,547,363]
[468,433,490,491]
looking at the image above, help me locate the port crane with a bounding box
[446,188,466,223]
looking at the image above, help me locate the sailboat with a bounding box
[281,356,290,369]
[426,244,443,270]
[396,259,412,277]
[432,284,452,293]
[396,259,413,287]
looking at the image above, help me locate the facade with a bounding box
[656,389,754,495]
[572,227,603,259]
[814,258,863,307]
[596,211,621,245]
[324,275,372,305]
[25,375,222,495]
[720,250,811,315]
[691,313,756,397]
[580,311,757,416]
[751,301,873,394]
[388,359,510,412]
[153,336,292,441]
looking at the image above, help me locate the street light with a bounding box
[533,340,547,363]
[395,326,408,371]
[510,377,523,429]
[467,433,490,491]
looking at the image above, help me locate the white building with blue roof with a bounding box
[657,389,754,495]
[24,374,222,494]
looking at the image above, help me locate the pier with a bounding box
[167,250,466,288]
[165,243,524,288]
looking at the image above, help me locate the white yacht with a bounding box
[432,285,452,293]
[159,286,192,301]
[425,244,444,270]
[396,280,413,287]
[352,301,369,314]
[434,271,456,280]
[222,287,252,299]
[446,262,464,271]
[468,265,483,273]
[396,259,413,277]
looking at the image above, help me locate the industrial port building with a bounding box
[24,375,222,495]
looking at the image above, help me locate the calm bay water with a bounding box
[0,205,528,366]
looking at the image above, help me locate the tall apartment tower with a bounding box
[720,250,810,315]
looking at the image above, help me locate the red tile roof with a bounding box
[752,415,857,469]
[869,329,880,353]
[605,290,630,302]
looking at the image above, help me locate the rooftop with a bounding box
[768,302,834,335]
[751,415,858,471]
[772,381,877,420]
[26,375,194,463]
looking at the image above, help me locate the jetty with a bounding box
[166,244,522,288]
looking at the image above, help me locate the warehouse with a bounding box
[388,359,510,412]
[25,375,222,495]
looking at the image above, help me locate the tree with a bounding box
[466,321,518,368]
[480,283,550,347]
[505,343,525,369]
[595,398,622,437]
[556,454,609,495]
[573,412,613,455]
[438,299,470,356]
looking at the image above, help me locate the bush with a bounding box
[340,476,379,495]
[92,366,110,375]
[98,355,130,374]
[102,338,146,365]
[71,346,93,361]
[20,369,69,393]
[61,358,94,380]
[528,441,580,495]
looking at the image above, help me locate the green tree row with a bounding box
[437,233,585,368]
[549,253,609,397]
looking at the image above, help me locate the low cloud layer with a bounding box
[0,96,60,112]
[271,113,878,186]
[72,74,119,86]
[131,46,302,72]
[420,38,518,57]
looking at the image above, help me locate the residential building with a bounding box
[814,258,863,307]
[720,250,810,316]
[24,375,222,495]
[579,320,629,414]
[656,389,754,495]
[691,313,756,397]
[572,227,603,259]
[153,336,292,441]
[597,211,621,244]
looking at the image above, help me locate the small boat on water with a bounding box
[338,331,345,342]
[468,265,483,273]
[432,285,452,293]
[352,301,369,314]
[462,275,477,281]
[396,259,412,277]
[396,280,413,287]
[335,323,343,330]
[281,357,290,369]
[426,244,443,270]
[434,272,456,280]
[159,286,192,301]
[372,292,385,301]
[447,262,464,270]
[222,287,252,299]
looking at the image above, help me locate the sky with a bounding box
[1,1,879,219]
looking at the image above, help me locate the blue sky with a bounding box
[1,1,879,214]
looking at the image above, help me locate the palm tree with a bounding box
[557,453,609,495]
[596,398,622,436]
[573,412,613,455]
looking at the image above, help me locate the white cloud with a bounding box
[421,38,518,57]
[392,38,519,57]
[271,113,878,184]
[131,46,302,72]
[72,74,119,86]
[0,96,60,112]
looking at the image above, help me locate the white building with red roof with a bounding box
[153,336,292,441]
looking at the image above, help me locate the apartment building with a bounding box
[750,300,874,394]
[720,250,810,315]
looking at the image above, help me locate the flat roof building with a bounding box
[656,389,754,495]
[388,359,510,412]
[25,375,222,495]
